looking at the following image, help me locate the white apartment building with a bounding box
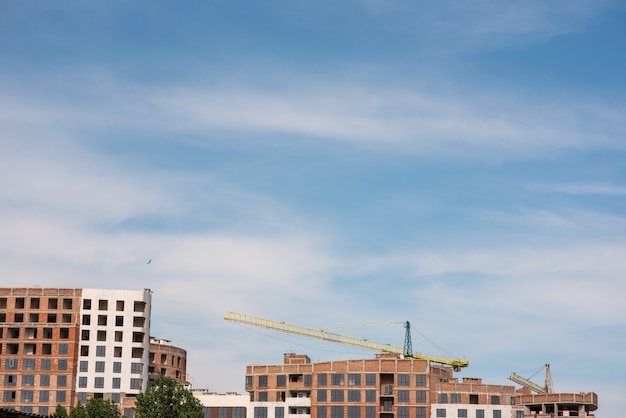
[75,289,152,406]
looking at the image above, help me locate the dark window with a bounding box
[22,375,35,386]
[40,375,50,386]
[258,392,268,401]
[258,375,268,387]
[317,407,327,418]
[82,315,90,325]
[398,390,410,402]
[366,390,376,402]
[59,328,69,339]
[317,390,327,402]
[98,315,107,326]
[30,298,40,309]
[398,407,409,418]
[57,375,67,387]
[95,377,104,388]
[15,298,25,309]
[58,360,67,370]
[83,299,91,309]
[80,361,88,372]
[48,298,58,309]
[23,359,36,370]
[491,396,500,405]
[79,377,88,388]
[331,407,343,418]
[416,407,427,418]
[366,406,376,418]
[41,359,51,370]
[317,373,327,386]
[116,300,125,311]
[116,316,124,326]
[458,409,468,418]
[96,361,105,373]
[438,393,448,403]
[113,378,121,389]
[348,374,361,386]
[59,343,68,354]
[348,406,360,418]
[347,390,360,402]
[63,298,73,309]
[331,390,344,402]
[277,375,286,387]
[398,374,410,386]
[436,409,446,417]
[40,391,49,402]
[493,411,501,418]
[416,374,426,386]
[331,373,344,385]
[113,362,122,373]
[56,391,66,402]
[99,299,108,310]
[366,374,377,386]
[416,390,427,403]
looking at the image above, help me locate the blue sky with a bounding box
[1,1,625,415]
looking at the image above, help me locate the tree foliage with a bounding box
[135,376,204,418]
[54,405,69,417]
[69,399,120,418]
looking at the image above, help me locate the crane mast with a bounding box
[224,311,469,370]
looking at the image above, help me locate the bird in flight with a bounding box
[147,259,151,264]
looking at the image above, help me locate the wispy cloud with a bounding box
[528,182,626,196]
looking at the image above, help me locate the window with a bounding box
[366,374,377,386]
[48,298,58,309]
[245,375,253,387]
[436,409,446,417]
[112,393,121,404]
[476,410,485,418]
[40,375,50,387]
[493,411,501,418]
[115,331,123,342]
[275,407,284,418]
[253,407,268,418]
[317,373,327,386]
[331,406,343,418]
[39,407,49,416]
[42,343,52,355]
[98,330,107,341]
[96,361,106,373]
[116,300,125,311]
[113,378,121,389]
[133,332,144,343]
[23,359,36,370]
[43,328,53,338]
[398,390,410,402]
[317,407,327,418]
[99,299,108,310]
[5,375,17,386]
[14,313,24,322]
[95,377,105,388]
[130,378,142,389]
[304,374,312,386]
[81,330,90,341]
[398,374,410,386]
[452,393,461,404]
[39,359,50,371]
[29,313,39,322]
[124,409,134,417]
[348,374,361,386]
[416,407,427,418]
[331,373,344,385]
[115,347,123,357]
[132,347,144,358]
[56,375,67,387]
[416,374,426,386]
[258,392,268,401]
[113,362,122,373]
[58,360,67,370]
[98,315,107,326]
[0,297,6,308]
[348,406,361,418]
[59,343,68,355]
[133,317,146,327]
[60,328,69,338]
[331,390,344,402]
[15,298,25,309]
[56,391,66,403]
[491,396,500,405]
[277,375,286,387]
[348,390,360,402]
[412,389,426,403]
[366,406,376,418]
[63,298,73,309]
[458,409,468,418]
[79,377,87,388]
[3,390,16,402]
[131,362,143,374]
[233,407,245,418]
[21,390,34,402]
[96,346,106,357]
[258,375,268,387]
[317,390,327,402]
[40,391,49,402]
[82,315,91,326]
[470,394,479,404]
[134,301,146,313]
[83,299,92,309]
[62,313,72,323]
[116,316,124,326]
[398,407,409,418]
[22,374,35,386]
[366,390,376,402]
[516,412,524,418]
[438,393,448,403]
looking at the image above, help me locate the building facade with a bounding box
[0,288,153,416]
[149,337,188,384]
[197,352,597,418]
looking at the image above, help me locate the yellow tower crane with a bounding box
[224,311,469,371]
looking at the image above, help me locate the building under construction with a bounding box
[197,312,599,418]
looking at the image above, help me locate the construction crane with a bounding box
[508,364,553,394]
[224,311,469,371]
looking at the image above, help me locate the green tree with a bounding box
[85,398,121,418]
[69,402,87,418]
[69,399,120,418]
[135,376,203,418]
[54,405,69,417]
